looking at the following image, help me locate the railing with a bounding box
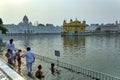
[35,54,120,80]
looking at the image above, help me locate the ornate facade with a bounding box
[63,19,86,33]
[4,15,62,34]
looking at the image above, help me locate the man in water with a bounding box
[22,47,35,77]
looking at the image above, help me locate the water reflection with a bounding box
[24,35,31,47]
[0,42,5,53]
[63,36,86,57]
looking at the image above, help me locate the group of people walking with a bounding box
[5,38,56,80]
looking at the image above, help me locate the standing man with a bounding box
[6,39,15,51]
[6,39,16,64]
[22,47,35,77]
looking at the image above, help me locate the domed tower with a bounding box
[23,15,29,25]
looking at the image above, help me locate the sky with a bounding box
[0,0,120,26]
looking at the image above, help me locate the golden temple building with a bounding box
[63,19,86,33]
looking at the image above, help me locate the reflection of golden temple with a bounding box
[63,36,86,55]
[63,36,85,48]
[63,19,86,34]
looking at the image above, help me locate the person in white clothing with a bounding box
[6,39,15,51]
[22,47,35,77]
[6,39,17,65]
[11,50,17,64]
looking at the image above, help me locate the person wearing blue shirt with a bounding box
[22,47,35,77]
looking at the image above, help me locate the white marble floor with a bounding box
[0,70,9,80]
[0,58,25,80]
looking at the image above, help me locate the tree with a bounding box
[0,18,3,24]
[96,27,101,31]
[0,18,8,34]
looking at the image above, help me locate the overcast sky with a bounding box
[0,0,120,26]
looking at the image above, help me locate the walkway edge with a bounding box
[0,58,25,80]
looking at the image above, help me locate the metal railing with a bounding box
[35,54,120,80]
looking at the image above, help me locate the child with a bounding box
[16,49,22,71]
[11,50,17,65]
[5,49,12,64]
[50,63,55,75]
[35,64,44,79]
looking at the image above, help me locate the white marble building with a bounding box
[85,24,99,32]
[100,21,120,32]
[4,15,62,34]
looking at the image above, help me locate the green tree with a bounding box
[96,27,101,31]
[0,18,8,34]
[0,18,3,24]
